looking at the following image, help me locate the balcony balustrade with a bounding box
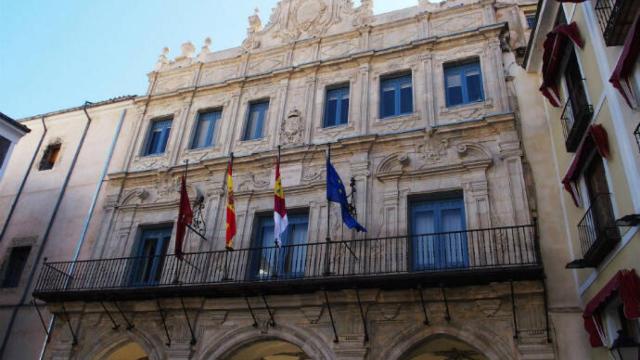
[561,95,593,152]
[595,0,640,46]
[573,193,621,268]
[33,225,542,302]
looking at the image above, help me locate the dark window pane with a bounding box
[445,60,483,106]
[325,99,338,126]
[192,111,220,149]
[145,119,172,155]
[340,98,349,124]
[244,102,269,140]
[1,246,31,288]
[526,15,536,29]
[400,85,413,114]
[382,88,396,118]
[0,136,9,168]
[466,72,483,102]
[447,86,463,107]
[39,143,62,170]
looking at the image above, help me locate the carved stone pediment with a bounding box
[244,0,373,50]
[376,138,494,180]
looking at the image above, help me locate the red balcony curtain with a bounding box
[583,269,640,347]
[561,124,610,206]
[610,14,640,108]
[540,22,585,107]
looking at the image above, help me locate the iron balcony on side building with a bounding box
[595,0,640,46]
[33,224,542,302]
[561,95,594,153]
[568,193,622,269]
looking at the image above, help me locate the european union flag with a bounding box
[326,159,367,232]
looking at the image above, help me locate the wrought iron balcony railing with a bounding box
[561,95,593,152]
[574,193,621,267]
[33,225,542,302]
[634,122,640,153]
[595,0,640,46]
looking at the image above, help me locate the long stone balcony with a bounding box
[33,225,542,302]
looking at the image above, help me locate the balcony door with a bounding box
[410,196,468,271]
[129,226,172,286]
[251,213,308,280]
[584,156,618,244]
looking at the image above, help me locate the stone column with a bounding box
[420,54,435,128]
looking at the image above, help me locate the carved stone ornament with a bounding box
[243,0,372,49]
[418,137,450,165]
[280,109,304,145]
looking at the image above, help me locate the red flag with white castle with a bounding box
[273,151,288,247]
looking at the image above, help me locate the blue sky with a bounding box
[0,0,422,119]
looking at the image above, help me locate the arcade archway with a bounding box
[223,338,310,360]
[103,341,149,360]
[401,335,489,360]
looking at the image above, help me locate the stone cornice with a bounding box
[144,22,508,101]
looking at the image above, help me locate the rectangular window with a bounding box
[144,118,172,156]
[526,14,537,29]
[243,101,269,141]
[251,213,309,279]
[380,73,413,118]
[129,226,172,286]
[410,195,467,270]
[1,246,31,288]
[38,143,61,171]
[191,110,221,149]
[444,60,485,107]
[0,136,10,169]
[324,86,350,127]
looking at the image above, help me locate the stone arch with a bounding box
[72,327,165,360]
[195,324,335,360]
[374,323,514,360]
[375,152,410,178]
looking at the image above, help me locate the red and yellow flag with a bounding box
[273,155,288,247]
[175,175,193,259]
[225,159,236,250]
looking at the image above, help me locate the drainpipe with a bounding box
[35,107,128,360]
[0,102,93,358]
[0,116,48,243]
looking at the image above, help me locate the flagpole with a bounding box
[273,145,282,279]
[324,144,332,276]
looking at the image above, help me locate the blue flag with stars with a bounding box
[326,159,367,232]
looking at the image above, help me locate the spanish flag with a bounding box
[225,158,236,250]
[273,155,288,247]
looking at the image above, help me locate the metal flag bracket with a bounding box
[100,301,120,330]
[156,300,171,347]
[60,302,78,346]
[323,290,339,343]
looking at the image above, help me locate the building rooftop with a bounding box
[0,112,31,134]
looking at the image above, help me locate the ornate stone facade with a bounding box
[34,1,569,359]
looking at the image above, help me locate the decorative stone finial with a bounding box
[198,37,212,61]
[154,47,170,71]
[248,7,263,34]
[179,41,196,59]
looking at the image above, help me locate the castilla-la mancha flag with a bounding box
[175,175,193,259]
[225,159,236,250]
[273,156,288,247]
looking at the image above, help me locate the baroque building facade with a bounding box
[0,0,600,359]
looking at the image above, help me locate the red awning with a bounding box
[562,124,610,206]
[540,23,585,107]
[583,269,640,347]
[610,13,640,109]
